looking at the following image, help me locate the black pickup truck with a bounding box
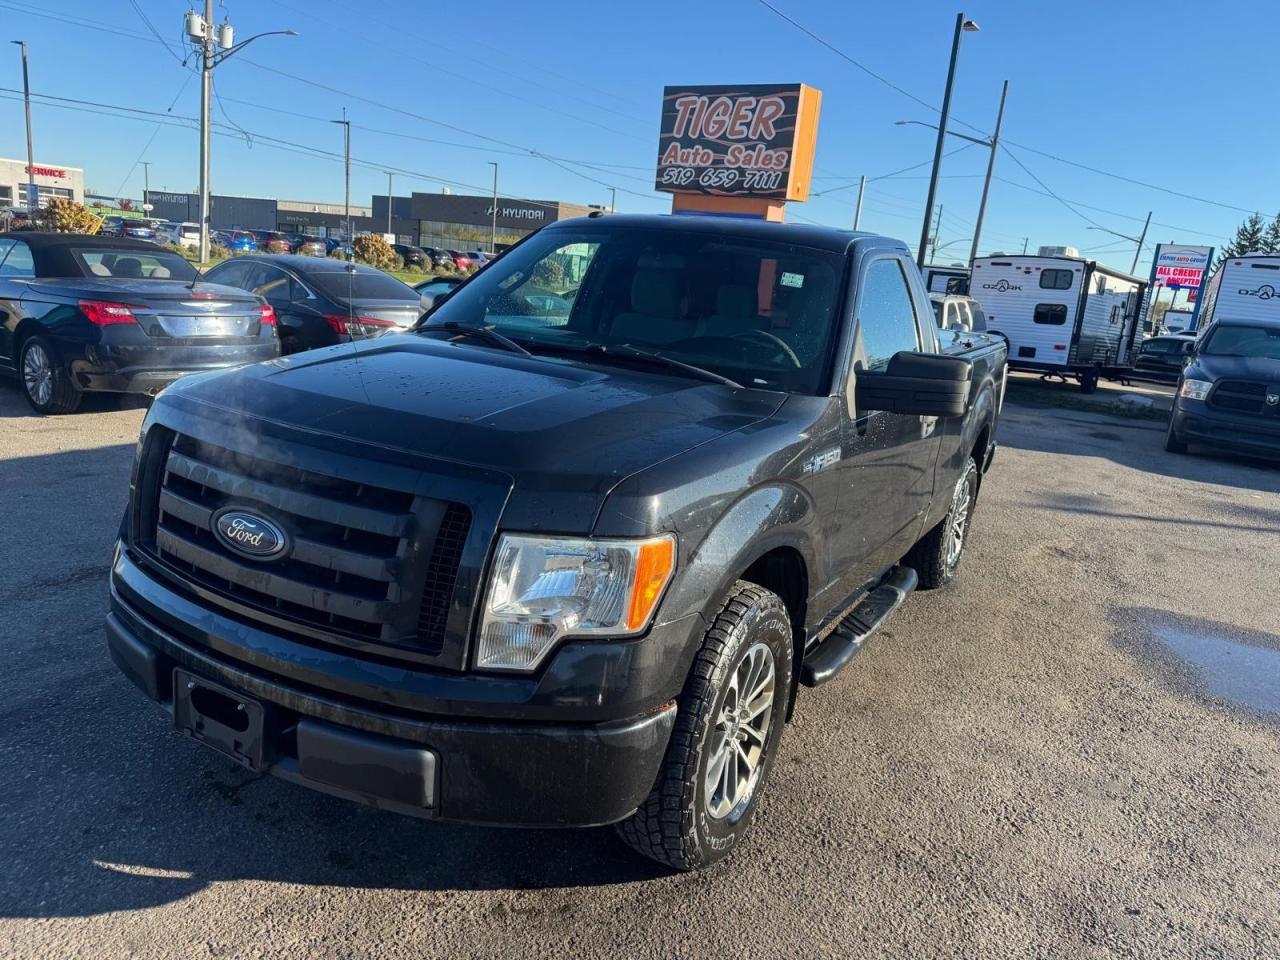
[107,214,1006,871]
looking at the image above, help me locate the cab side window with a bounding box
[856,258,920,371]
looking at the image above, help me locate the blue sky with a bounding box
[2,0,1276,273]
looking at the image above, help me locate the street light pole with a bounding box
[488,161,498,253]
[917,13,979,267]
[609,186,616,214]
[141,161,151,211]
[11,40,35,211]
[968,79,1008,266]
[853,175,866,230]
[331,111,351,242]
[385,171,393,235]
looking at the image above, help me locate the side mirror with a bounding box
[854,350,973,418]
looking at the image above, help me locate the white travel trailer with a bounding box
[1197,254,1280,327]
[921,264,970,295]
[970,254,1147,392]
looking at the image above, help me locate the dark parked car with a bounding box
[108,214,1006,870]
[253,231,293,255]
[293,237,328,257]
[1166,321,1280,457]
[117,219,157,241]
[1133,334,1196,383]
[201,254,423,354]
[393,244,427,268]
[420,246,455,269]
[0,232,278,414]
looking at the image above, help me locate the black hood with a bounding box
[161,334,784,529]
[1187,353,1280,383]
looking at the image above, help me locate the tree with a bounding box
[1215,212,1267,267]
[1263,211,1280,255]
[35,198,103,234]
[351,233,398,270]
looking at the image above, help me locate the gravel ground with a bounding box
[0,382,1277,960]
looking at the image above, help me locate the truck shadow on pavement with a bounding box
[999,402,1280,494]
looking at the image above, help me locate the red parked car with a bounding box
[447,249,472,271]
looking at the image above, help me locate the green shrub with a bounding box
[38,198,101,233]
[352,234,399,270]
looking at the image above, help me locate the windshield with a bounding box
[1201,323,1280,360]
[309,270,418,301]
[420,225,845,393]
[71,248,198,281]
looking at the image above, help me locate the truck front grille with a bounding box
[137,431,470,657]
[1210,380,1272,416]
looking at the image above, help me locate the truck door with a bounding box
[830,255,944,590]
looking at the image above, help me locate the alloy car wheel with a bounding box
[22,340,52,408]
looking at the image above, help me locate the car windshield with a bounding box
[309,269,417,301]
[419,225,845,394]
[1201,324,1280,360]
[71,247,198,281]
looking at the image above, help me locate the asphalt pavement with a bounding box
[1,381,1277,959]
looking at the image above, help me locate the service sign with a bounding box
[1152,243,1212,289]
[654,83,821,201]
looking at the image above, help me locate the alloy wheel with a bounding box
[944,473,973,568]
[22,342,53,408]
[704,641,776,821]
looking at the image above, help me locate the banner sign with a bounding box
[1152,244,1212,289]
[654,83,821,201]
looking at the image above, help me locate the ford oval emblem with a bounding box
[212,507,289,561]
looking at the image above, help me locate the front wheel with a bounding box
[615,581,793,871]
[1165,417,1188,454]
[20,335,81,415]
[1079,370,1100,394]
[908,456,979,590]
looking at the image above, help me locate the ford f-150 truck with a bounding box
[107,214,1007,871]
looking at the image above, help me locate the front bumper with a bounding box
[107,551,681,827]
[1172,401,1280,458]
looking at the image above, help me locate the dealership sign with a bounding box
[654,83,822,201]
[1152,243,1212,289]
[25,164,66,179]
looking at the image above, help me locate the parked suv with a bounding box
[107,214,1005,870]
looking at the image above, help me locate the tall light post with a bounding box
[897,78,1007,266]
[185,2,296,262]
[384,171,393,235]
[332,112,351,243]
[488,161,498,253]
[10,40,35,211]
[916,13,980,267]
[141,161,152,214]
[609,186,617,214]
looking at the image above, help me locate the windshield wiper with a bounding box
[427,321,533,357]
[533,341,743,389]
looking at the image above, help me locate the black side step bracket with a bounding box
[799,566,918,687]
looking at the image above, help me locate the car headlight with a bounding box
[1179,379,1213,401]
[476,533,676,672]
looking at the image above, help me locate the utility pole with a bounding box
[384,171,393,235]
[609,185,616,214]
[853,175,866,230]
[968,79,1008,266]
[488,161,498,253]
[185,7,295,262]
[1021,237,1028,255]
[332,110,350,241]
[1131,211,1152,274]
[917,13,980,266]
[141,161,151,213]
[929,204,944,261]
[11,41,35,211]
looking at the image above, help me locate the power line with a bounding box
[811,142,979,196]
[997,144,1109,231]
[127,0,184,64]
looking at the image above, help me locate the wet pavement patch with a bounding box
[1113,608,1280,720]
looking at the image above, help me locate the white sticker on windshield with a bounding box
[780,271,805,289]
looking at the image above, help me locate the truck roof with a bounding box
[546,212,893,255]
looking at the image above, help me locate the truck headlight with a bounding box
[476,534,676,672]
[1179,379,1213,401]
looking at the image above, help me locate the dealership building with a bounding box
[142,189,592,249]
[0,157,84,209]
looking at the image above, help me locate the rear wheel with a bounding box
[615,581,792,871]
[20,336,81,415]
[908,456,978,590]
[1079,370,1100,394]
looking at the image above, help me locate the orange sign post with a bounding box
[654,83,822,222]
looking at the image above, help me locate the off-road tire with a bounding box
[20,335,81,415]
[908,456,979,590]
[1165,417,1188,454]
[615,581,793,872]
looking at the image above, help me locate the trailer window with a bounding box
[1040,269,1073,290]
[1034,303,1067,325]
